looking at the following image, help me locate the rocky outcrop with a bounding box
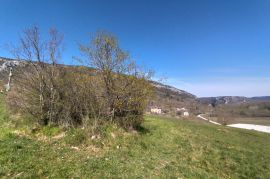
[0,57,22,72]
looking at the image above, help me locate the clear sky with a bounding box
[0,0,270,97]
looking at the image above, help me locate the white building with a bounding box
[183,111,189,117]
[150,108,162,114]
[177,107,187,112]
[176,107,190,117]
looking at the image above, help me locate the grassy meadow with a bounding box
[0,94,270,178]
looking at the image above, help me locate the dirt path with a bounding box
[197,114,221,125]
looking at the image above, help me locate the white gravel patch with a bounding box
[227,124,270,133]
[197,114,270,133]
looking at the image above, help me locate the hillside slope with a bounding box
[0,94,270,178]
[1,56,269,116]
[199,96,270,106]
[0,57,197,112]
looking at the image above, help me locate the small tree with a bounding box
[215,105,234,125]
[79,31,153,129]
[8,26,64,125]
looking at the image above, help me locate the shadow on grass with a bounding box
[134,125,150,134]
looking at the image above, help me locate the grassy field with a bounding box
[0,95,270,178]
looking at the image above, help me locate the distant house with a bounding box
[151,108,162,114]
[176,107,189,117]
[183,111,189,117]
[176,107,187,112]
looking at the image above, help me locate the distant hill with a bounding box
[148,81,199,114]
[1,56,269,115]
[249,96,270,102]
[0,57,198,113]
[199,96,270,106]
[199,96,247,106]
[0,57,195,98]
[150,80,196,100]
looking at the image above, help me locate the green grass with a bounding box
[0,94,8,123]
[0,95,270,178]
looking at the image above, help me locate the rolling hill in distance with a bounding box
[0,57,270,108]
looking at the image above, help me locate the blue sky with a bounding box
[0,0,270,97]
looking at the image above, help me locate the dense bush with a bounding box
[7,27,153,130]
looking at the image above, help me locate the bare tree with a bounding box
[8,28,153,130]
[79,32,128,115]
[47,28,63,123]
[79,31,153,128]
[215,105,234,125]
[9,26,64,125]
